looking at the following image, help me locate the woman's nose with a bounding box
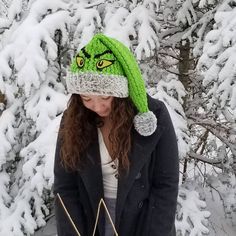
[92,101,104,113]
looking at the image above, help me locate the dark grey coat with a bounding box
[53,96,179,236]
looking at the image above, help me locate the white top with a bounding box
[98,128,118,199]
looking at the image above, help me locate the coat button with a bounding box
[138,201,143,208]
[135,172,141,179]
[111,164,116,169]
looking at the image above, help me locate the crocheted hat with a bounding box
[67,33,157,136]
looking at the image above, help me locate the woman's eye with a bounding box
[96,59,114,69]
[81,96,91,102]
[101,96,111,100]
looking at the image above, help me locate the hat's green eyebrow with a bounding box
[80,48,113,59]
[94,50,113,59]
[81,47,91,59]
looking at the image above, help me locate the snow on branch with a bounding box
[148,74,190,159]
[189,115,236,157]
[103,1,160,60]
[198,1,236,115]
[174,0,221,56]
[72,1,102,49]
[176,0,198,27]
[189,151,223,165]
[11,0,69,97]
[0,102,20,167]
[176,183,211,236]
[0,0,70,234]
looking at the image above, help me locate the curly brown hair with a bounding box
[59,94,136,172]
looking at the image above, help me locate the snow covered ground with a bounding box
[34,187,236,236]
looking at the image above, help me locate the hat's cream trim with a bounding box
[66,72,128,98]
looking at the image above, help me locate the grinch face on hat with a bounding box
[76,51,114,71]
[66,34,157,136]
[71,40,124,76]
[68,37,129,97]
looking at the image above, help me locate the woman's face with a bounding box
[80,95,114,118]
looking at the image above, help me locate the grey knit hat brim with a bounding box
[66,72,129,97]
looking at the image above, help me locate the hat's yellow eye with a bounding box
[96,59,114,70]
[76,56,84,68]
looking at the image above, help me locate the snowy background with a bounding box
[0,0,235,235]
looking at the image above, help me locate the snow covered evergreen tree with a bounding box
[0,0,69,234]
[197,0,236,224]
[0,0,187,235]
[172,0,236,232]
[149,0,236,233]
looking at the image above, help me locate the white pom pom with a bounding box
[133,111,157,136]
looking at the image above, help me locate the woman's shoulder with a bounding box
[147,95,167,114]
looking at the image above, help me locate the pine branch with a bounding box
[194,162,227,218]
[189,151,222,166]
[84,0,105,9]
[189,115,236,157]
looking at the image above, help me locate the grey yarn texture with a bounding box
[67,72,129,97]
[134,111,157,136]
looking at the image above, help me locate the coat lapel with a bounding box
[115,124,165,229]
[79,130,105,235]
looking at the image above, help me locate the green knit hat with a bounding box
[67,34,157,136]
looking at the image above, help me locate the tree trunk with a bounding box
[0,91,6,115]
[178,39,191,97]
[178,39,192,183]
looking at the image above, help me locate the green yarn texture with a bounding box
[70,36,125,77]
[70,33,148,114]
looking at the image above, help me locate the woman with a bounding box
[53,34,179,236]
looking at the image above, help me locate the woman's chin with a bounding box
[98,113,109,117]
[96,110,111,117]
